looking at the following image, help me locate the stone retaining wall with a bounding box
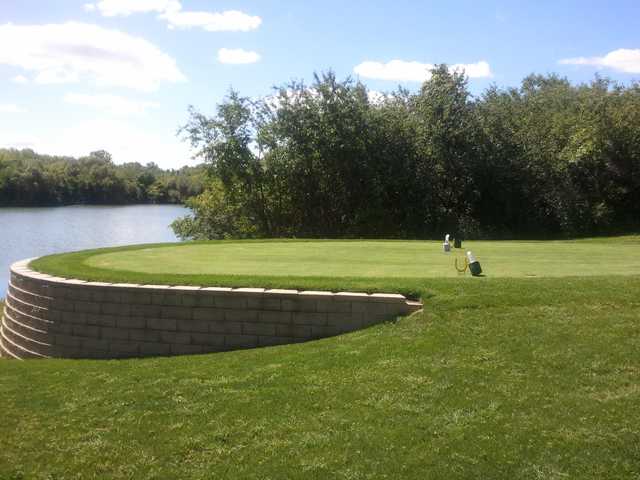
[1,259,422,360]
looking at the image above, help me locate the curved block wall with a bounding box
[1,259,422,360]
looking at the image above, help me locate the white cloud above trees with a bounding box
[84,0,262,32]
[0,22,186,91]
[0,104,27,113]
[64,93,160,116]
[1,119,192,169]
[11,75,28,84]
[559,48,640,74]
[217,48,261,64]
[353,59,492,82]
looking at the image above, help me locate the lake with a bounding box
[0,204,188,298]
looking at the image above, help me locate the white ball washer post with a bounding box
[443,234,451,253]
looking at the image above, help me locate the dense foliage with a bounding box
[174,66,640,240]
[0,149,205,205]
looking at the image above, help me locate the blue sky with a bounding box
[1,0,639,169]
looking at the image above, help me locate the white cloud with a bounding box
[64,93,160,116]
[218,48,260,64]
[11,74,28,84]
[449,61,492,78]
[0,22,186,92]
[1,120,192,169]
[161,9,261,32]
[0,104,26,113]
[85,0,179,16]
[367,90,385,104]
[559,48,640,74]
[353,59,492,82]
[86,0,261,32]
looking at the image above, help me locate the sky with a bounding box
[1,0,639,169]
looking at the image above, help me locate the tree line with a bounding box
[173,66,640,240]
[0,149,205,206]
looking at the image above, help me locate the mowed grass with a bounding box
[3,237,640,478]
[1,276,640,479]
[30,236,640,298]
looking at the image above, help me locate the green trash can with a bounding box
[466,251,482,276]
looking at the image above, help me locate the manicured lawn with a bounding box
[30,236,640,298]
[3,238,640,478]
[1,276,639,478]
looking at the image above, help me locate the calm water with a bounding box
[0,205,188,298]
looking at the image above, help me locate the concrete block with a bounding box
[152,293,179,306]
[50,298,75,312]
[316,299,351,313]
[258,336,293,347]
[55,334,82,347]
[62,312,87,325]
[85,314,117,328]
[121,291,152,305]
[101,303,130,316]
[310,325,341,338]
[81,337,110,351]
[214,296,247,309]
[260,297,281,310]
[299,291,334,297]
[130,304,162,318]
[281,299,300,311]
[100,326,130,341]
[225,309,259,323]
[369,293,406,302]
[116,316,147,329]
[242,322,276,336]
[180,294,199,307]
[225,334,258,348]
[195,294,216,307]
[139,342,171,356]
[74,301,101,315]
[232,288,266,294]
[138,284,170,291]
[362,314,390,327]
[67,288,92,302]
[292,312,327,326]
[161,306,192,320]
[51,323,74,335]
[169,286,202,292]
[73,324,100,338]
[276,324,312,338]
[193,308,225,322]
[171,344,203,355]
[327,312,364,327]
[334,292,369,302]
[351,301,384,314]
[110,283,140,289]
[160,331,191,345]
[147,317,177,331]
[102,289,122,303]
[258,310,292,325]
[209,321,242,335]
[265,289,298,296]
[110,341,139,354]
[191,332,225,346]
[177,319,210,333]
[129,329,161,343]
[201,287,233,293]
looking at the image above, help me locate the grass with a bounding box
[29,236,640,298]
[2,237,640,478]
